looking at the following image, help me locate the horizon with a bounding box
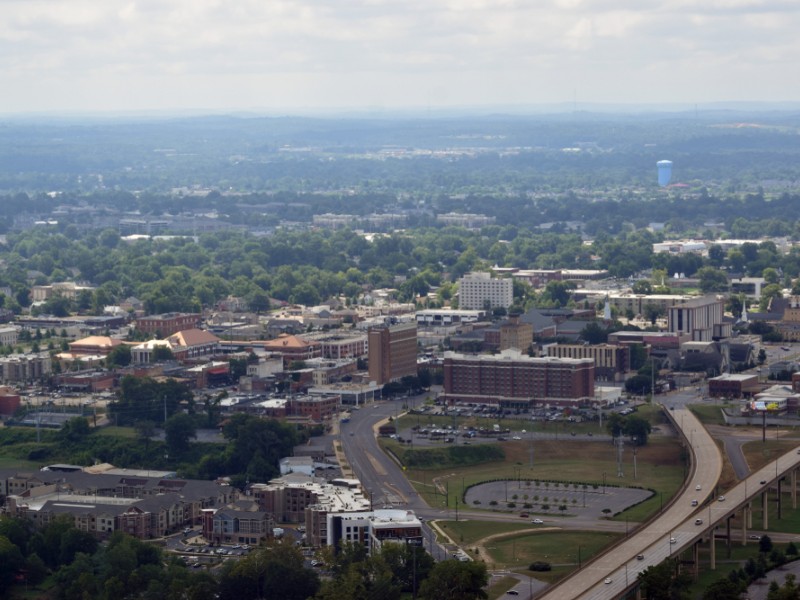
[3,2,799,115]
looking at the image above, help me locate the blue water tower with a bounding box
[657,160,673,187]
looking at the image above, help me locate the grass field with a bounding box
[0,456,42,470]
[486,575,520,600]
[688,404,734,426]
[483,530,622,575]
[393,412,608,438]
[385,433,685,524]
[438,520,543,546]
[92,426,138,439]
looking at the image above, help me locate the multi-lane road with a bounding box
[337,398,757,599]
[537,406,723,600]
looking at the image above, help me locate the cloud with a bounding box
[0,0,798,111]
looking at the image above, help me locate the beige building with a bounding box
[544,343,630,382]
[31,282,95,302]
[0,326,18,347]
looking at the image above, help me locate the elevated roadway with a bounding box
[537,405,722,600]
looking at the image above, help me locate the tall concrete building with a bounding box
[368,322,418,385]
[458,272,513,310]
[668,296,725,342]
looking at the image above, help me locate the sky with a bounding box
[2,0,799,114]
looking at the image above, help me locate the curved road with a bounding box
[339,401,724,600]
[537,405,722,600]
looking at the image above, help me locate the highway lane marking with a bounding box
[385,482,408,503]
[365,450,388,476]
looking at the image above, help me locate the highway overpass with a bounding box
[537,405,723,600]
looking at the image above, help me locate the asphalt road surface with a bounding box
[537,405,723,600]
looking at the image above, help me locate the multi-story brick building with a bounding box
[289,394,340,422]
[135,313,201,337]
[201,507,272,546]
[442,349,595,408]
[2,468,235,539]
[708,373,760,399]
[368,322,418,385]
[254,334,322,368]
[498,315,534,352]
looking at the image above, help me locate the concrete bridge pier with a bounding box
[710,526,716,570]
[693,541,701,579]
[726,516,732,558]
[741,504,749,545]
[792,469,797,510]
[763,490,769,530]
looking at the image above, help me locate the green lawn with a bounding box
[0,456,43,470]
[387,433,685,526]
[486,575,520,600]
[438,520,541,546]
[483,530,622,573]
[688,404,735,426]
[92,426,138,439]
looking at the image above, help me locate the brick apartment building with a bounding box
[442,349,595,408]
[368,322,418,385]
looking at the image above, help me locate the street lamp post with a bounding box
[603,472,607,494]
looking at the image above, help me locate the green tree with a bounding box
[24,552,48,588]
[105,343,132,367]
[697,267,729,294]
[219,542,319,600]
[0,535,24,594]
[637,559,691,600]
[702,577,744,600]
[418,560,488,600]
[59,416,91,444]
[623,416,652,446]
[165,413,197,456]
[380,543,435,595]
[760,284,783,311]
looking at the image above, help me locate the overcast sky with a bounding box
[2,0,799,114]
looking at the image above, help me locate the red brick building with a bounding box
[368,322,418,385]
[258,335,322,368]
[442,349,595,408]
[135,313,201,337]
[289,394,340,422]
